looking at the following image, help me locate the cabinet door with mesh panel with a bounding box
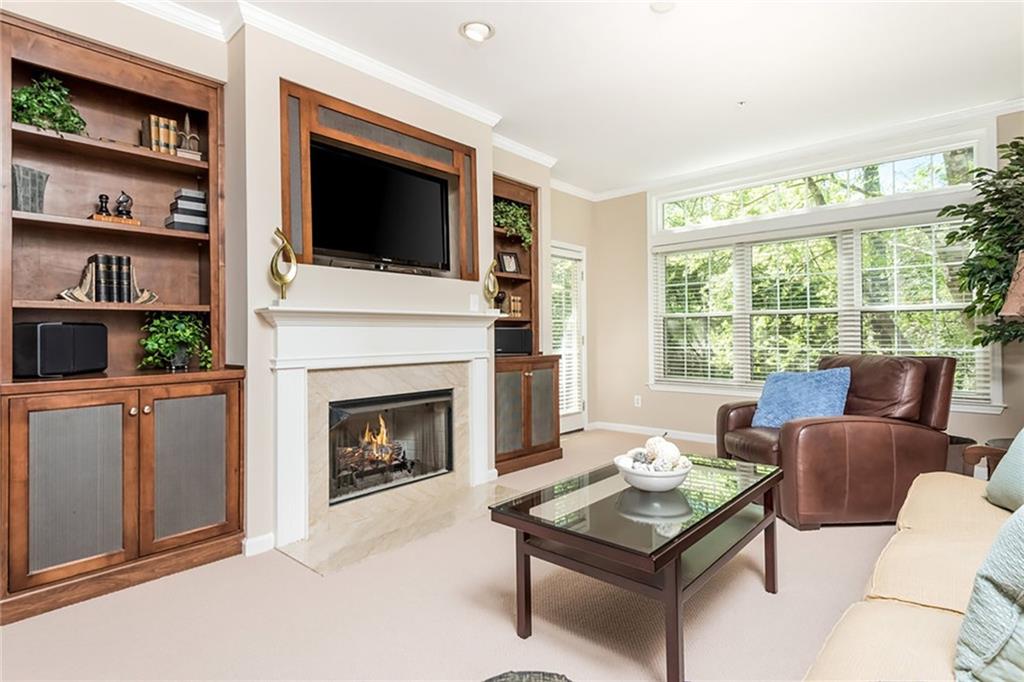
[8,389,139,591]
[139,381,240,555]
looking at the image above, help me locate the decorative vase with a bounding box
[11,164,49,213]
[170,345,190,372]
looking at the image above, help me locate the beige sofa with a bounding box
[805,471,1012,681]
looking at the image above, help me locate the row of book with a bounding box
[140,116,202,161]
[165,188,208,233]
[89,254,134,303]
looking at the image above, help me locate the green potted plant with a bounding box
[494,198,533,248]
[139,313,213,372]
[940,137,1024,345]
[11,74,87,134]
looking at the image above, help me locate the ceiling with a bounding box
[178,1,1024,196]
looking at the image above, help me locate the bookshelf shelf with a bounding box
[12,211,210,242]
[496,271,531,281]
[13,300,210,313]
[12,122,209,172]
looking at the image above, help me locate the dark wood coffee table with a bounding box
[490,456,783,682]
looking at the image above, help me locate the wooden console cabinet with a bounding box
[0,16,244,623]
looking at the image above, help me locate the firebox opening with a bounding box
[328,389,454,505]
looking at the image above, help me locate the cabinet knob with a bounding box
[524,371,534,377]
[129,407,139,417]
[143,405,152,415]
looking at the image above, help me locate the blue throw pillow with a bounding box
[751,367,851,428]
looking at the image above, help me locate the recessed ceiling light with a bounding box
[459,21,495,42]
[736,100,748,107]
[649,2,676,13]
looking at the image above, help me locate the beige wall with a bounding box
[551,189,594,249]
[584,112,1024,444]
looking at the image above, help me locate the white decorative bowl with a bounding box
[614,454,693,492]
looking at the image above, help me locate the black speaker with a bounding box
[13,322,108,378]
[495,328,532,356]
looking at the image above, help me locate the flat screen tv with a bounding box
[310,140,450,272]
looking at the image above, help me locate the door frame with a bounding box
[138,381,241,555]
[550,240,588,432]
[8,389,140,592]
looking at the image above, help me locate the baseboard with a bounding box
[243,532,276,556]
[585,421,716,444]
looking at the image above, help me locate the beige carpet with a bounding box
[0,430,894,681]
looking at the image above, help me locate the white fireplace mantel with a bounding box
[255,304,500,548]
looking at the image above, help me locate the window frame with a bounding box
[646,125,1005,414]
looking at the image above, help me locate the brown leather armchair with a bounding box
[716,355,956,529]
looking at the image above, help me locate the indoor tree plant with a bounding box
[139,313,213,371]
[940,136,1024,345]
[11,73,87,134]
[494,198,533,248]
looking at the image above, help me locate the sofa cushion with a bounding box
[805,600,961,681]
[897,472,1010,539]
[866,529,992,614]
[986,429,1024,512]
[955,507,1024,681]
[819,354,926,421]
[723,427,780,464]
[750,367,850,428]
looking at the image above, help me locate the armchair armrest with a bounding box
[716,400,758,458]
[777,415,949,526]
[964,444,1008,476]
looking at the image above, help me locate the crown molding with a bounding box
[119,0,226,40]
[236,1,501,127]
[493,134,558,168]
[550,179,600,202]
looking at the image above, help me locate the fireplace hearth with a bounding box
[329,389,453,505]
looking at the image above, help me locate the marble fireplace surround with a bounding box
[256,306,500,549]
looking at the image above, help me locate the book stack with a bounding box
[509,294,523,318]
[165,189,208,233]
[88,254,134,303]
[140,115,177,155]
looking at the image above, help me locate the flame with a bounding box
[360,415,391,460]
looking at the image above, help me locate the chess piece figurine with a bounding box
[115,190,134,220]
[96,193,111,216]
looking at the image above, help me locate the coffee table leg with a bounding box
[663,557,684,682]
[764,486,778,594]
[515,530,532,639]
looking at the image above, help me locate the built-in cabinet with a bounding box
[0,16,244,624]
[493,175,562,475]
[6,379,241,593]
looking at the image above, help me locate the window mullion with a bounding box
[837,229,860,354]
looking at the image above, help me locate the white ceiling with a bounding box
[178,1,1024,195]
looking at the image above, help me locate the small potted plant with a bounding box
[139,313,213,372]
[494,198,533,248]
[12,73,87,134]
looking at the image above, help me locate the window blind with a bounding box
[552,254,584,415]
[650,222,994,403]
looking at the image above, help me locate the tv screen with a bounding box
[310,140,450,271]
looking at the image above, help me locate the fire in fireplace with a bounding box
[329,389,453,504]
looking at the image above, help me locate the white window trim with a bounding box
[645,119,1005,413]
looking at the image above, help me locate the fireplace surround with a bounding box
[329,389,453,504]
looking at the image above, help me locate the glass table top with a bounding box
[490,456,779,555]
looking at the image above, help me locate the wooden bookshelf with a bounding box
[0,14,242,624]
[492,175,562,475]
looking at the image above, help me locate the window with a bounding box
[652,249,733,381]
[859,224,983,398]
[551,251,584,417]
[661,146,975,230]
[651,223,994,404]
[750,237,839,378]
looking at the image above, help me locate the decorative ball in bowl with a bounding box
[614,436,693,492]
